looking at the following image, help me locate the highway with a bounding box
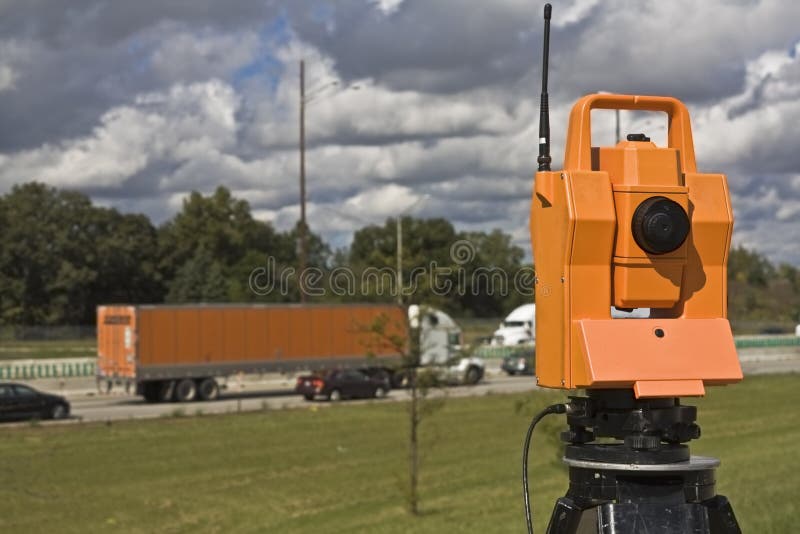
[6,345,798,425]
[55,369,540,423]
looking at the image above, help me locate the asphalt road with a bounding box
[9,346,799,425]
[65,371,540,423]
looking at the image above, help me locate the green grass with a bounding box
[0,339,95,360]
[0,375,797,533]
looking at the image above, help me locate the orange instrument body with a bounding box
[531,94,742,398]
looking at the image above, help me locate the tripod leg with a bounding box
[703,495,741,534]
[547,497,595,534]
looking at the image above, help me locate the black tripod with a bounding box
[545,390,741,534]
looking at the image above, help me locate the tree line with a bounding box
[0,182,797,328]
[0,182,530,325]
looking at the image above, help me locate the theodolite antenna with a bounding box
[537,3,552,172]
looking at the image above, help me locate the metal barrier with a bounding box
[473,344,535,359]
[0,358,96,380]
[734,335,800,349]
[473,335,800,358]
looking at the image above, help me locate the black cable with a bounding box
[523,402,568,534]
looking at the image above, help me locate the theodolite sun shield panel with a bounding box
[530,94,743,398]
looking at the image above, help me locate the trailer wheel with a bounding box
[158,380,176,403]
[197,378,219,402]
[174,378,197,402]
[97,379,112,394]
[142,382,160,403]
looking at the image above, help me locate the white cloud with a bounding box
[0,1,799,266]
[692,41,800,197]
[0,65,16,92]
[0,80,239,189]
[150,27,262,83]
[368,0,405,16]
[343,183,420,217]
[554,0,601,28]
[0,38,34,93]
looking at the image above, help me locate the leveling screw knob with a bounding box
[624,434,662,450]
[632,196,690,255]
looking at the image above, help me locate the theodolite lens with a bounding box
[632,196,690,254]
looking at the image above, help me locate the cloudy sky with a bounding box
[0,0,799,264]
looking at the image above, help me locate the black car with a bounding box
[0,383,71,422]
[295,369,389,401]
[501,348,535,376]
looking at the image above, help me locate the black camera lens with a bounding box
[631,196,690,255]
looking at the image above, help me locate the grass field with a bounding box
[0,375,797,533]
[0,339,96,361]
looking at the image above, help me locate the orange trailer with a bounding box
[97,304,408,402]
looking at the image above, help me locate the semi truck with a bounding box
[97,303,484,402]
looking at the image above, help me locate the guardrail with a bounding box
[734,335,800,349]
[0,358,96,379]
[472,335,800,359]
[472,344,534,359]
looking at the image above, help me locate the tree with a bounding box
[347,217,527,316]
[455,229,528,316]
[366,307,446,516]
[157,186,309,302]
[727,245,800,330]
[0,183,161,325]
[158,187,281,281]
[89,210,164,306]
[0,183,90,324]
[346,217,455,307]
[165,247,228,303]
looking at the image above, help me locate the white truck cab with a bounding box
[492,304,536,346]
[408,305,485,384]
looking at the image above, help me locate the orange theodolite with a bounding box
[521,5,742,533]
[530,93,743,398]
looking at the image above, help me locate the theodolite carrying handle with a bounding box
[562,93,698,173]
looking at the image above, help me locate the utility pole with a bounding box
[395,195,429,305]
[396,217,403,304]
[297,63,360,302]
[298,59,307,302]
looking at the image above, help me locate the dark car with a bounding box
[357,367,393,389]
[0,383,71,422]
[501,348,535,376]
[295,369,389,401]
